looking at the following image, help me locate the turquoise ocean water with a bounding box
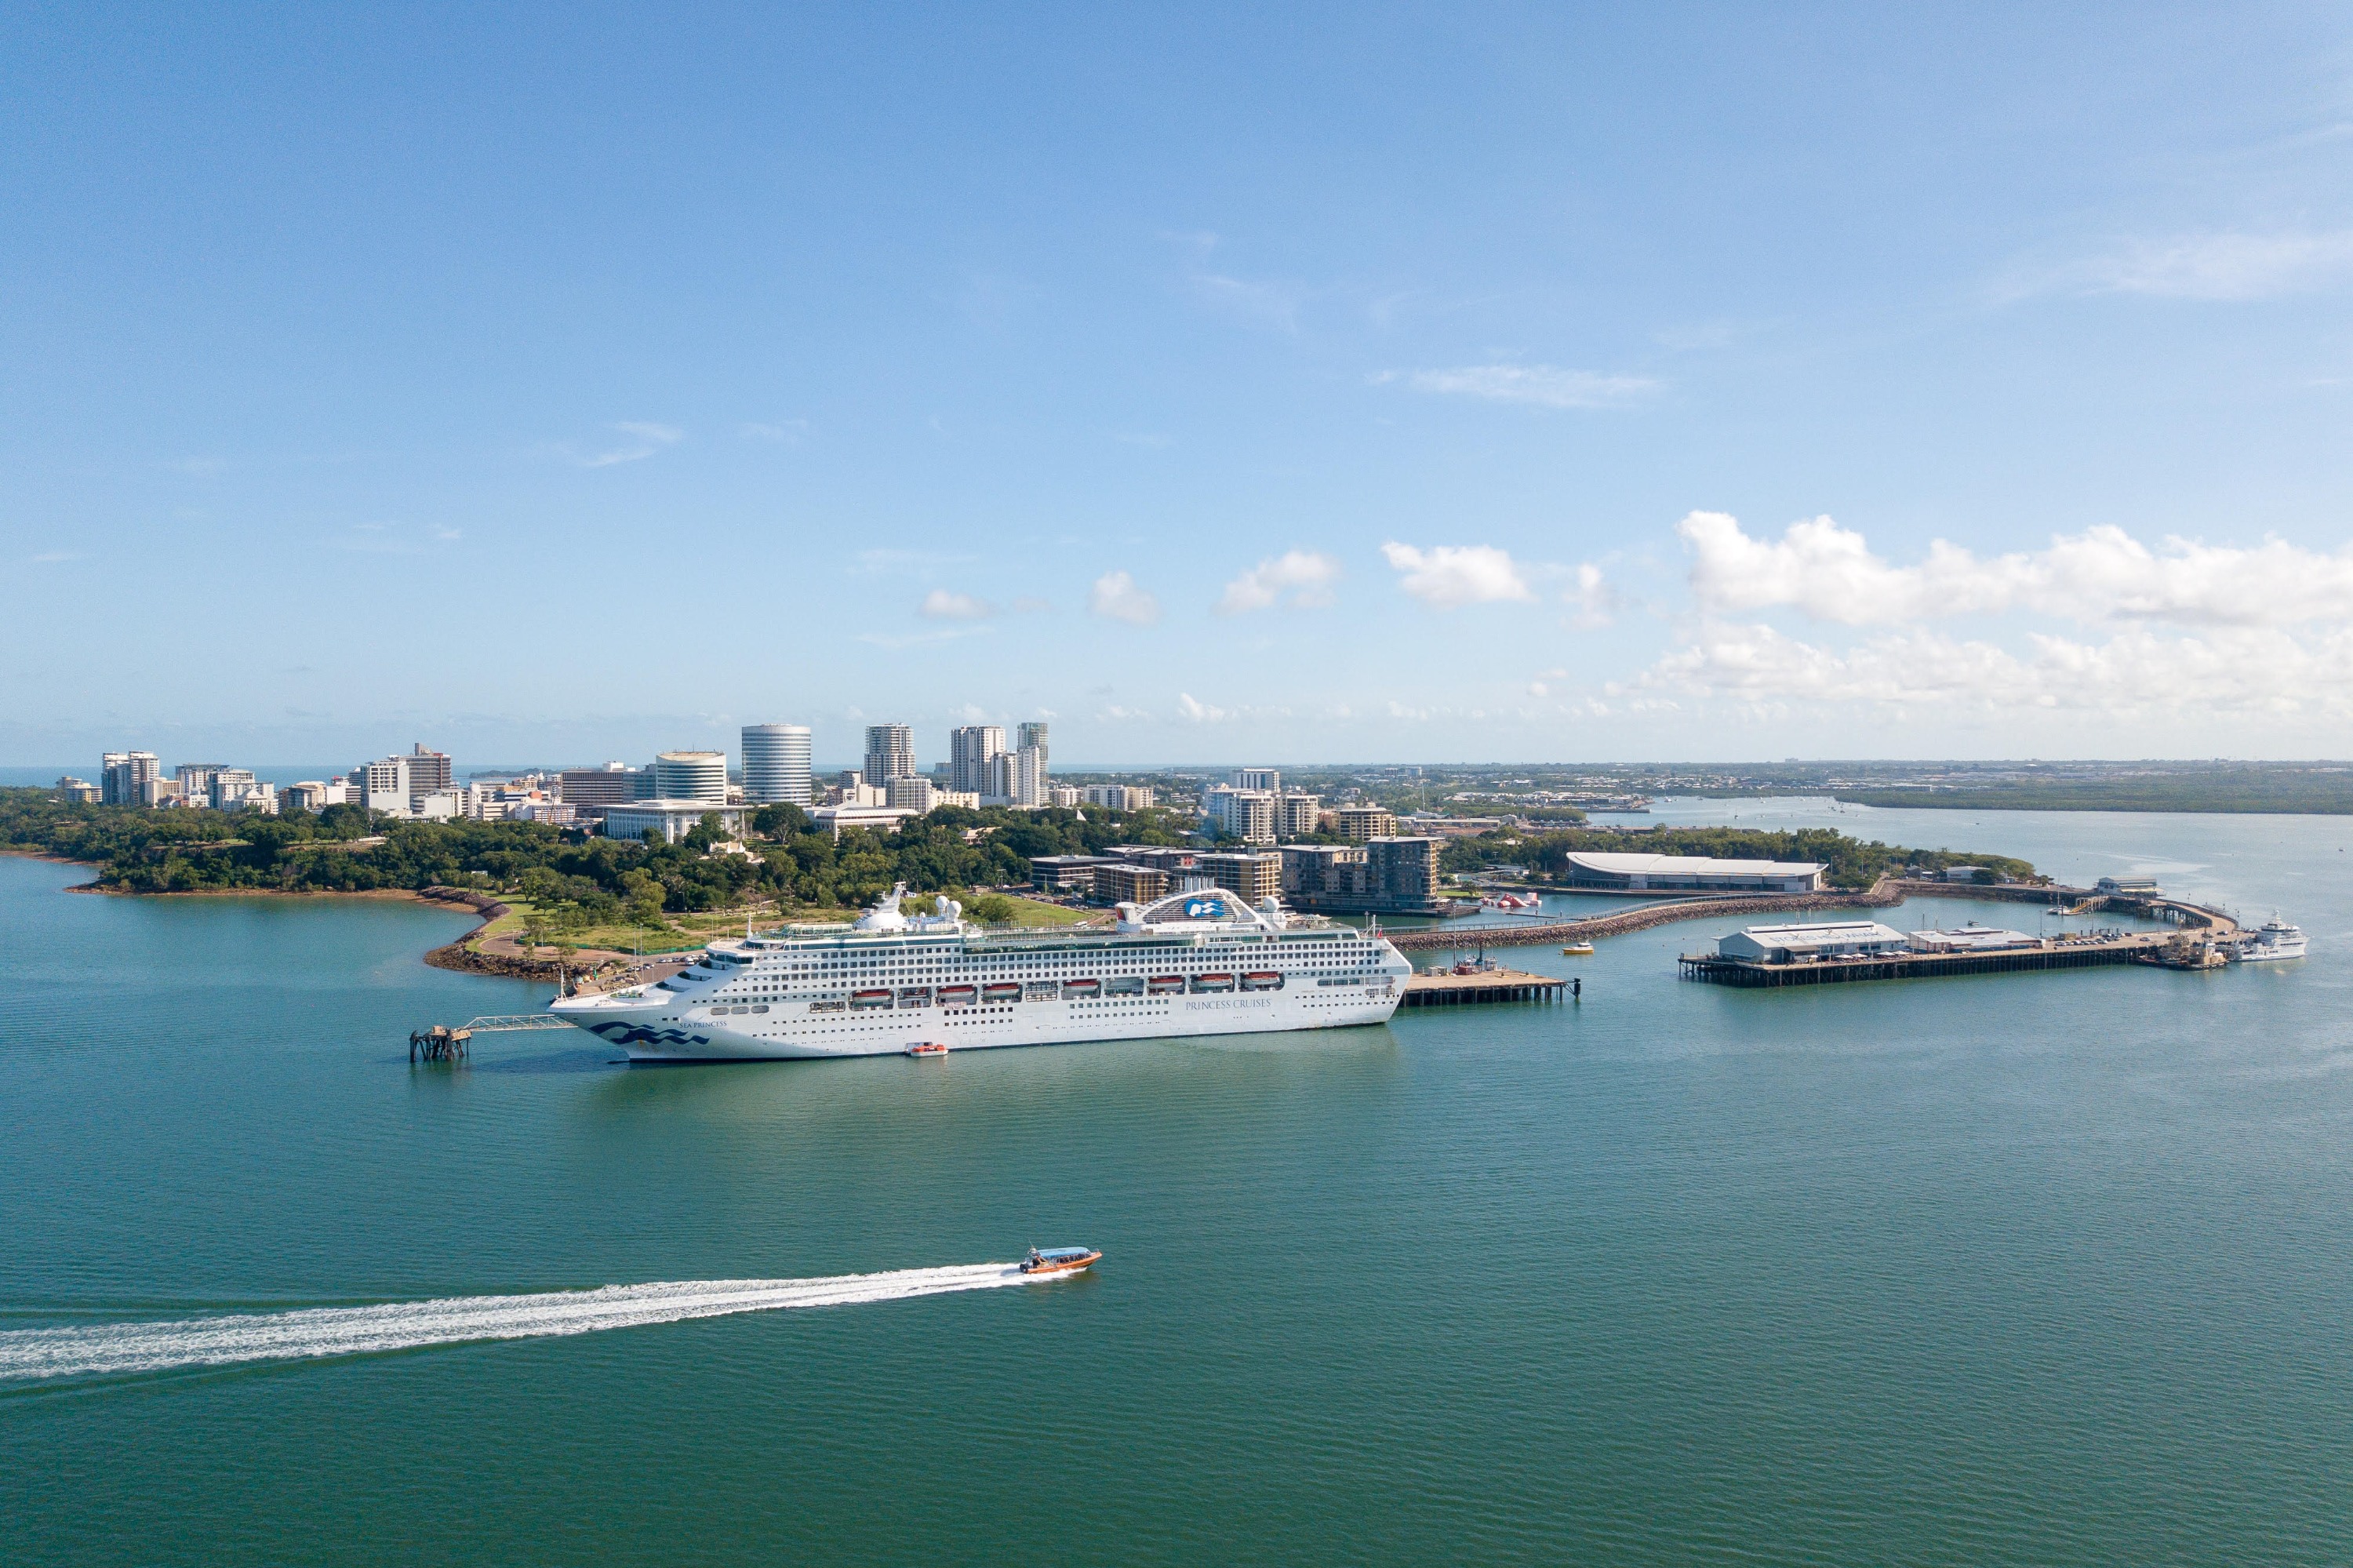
[5,800,2353,1564]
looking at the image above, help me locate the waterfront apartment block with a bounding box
[1279,838,1444,915]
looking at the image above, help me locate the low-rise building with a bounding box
[1093,862,1169,905]
[1562,853,1824,894]
[2094,875,2161,897]
[1048,784,1083,808]
[55,776,101,805]
[1030,854,1119,893]
[807,803,916,839]
[1716,922,1910,963]
[603,799,752,844]
[1941,865,1991,884]
[559,763,656,809]
[1082,784,1155,811]
[886,777,937,813]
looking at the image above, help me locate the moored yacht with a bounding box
[2231,919,2308,962]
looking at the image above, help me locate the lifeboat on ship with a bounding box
[1019,1246,1102,1276]
[1061,977,1101,999]
[1147,975,1185,995]
[1239,971,1285,991]
[849,989,894,1011]
[981,981,1023,1003]
[937,984,978,1006]
[904,1041,950,1058]
[1189,973,1236,994]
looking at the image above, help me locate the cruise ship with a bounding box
[551,883,1411,1061]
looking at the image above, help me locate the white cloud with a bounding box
[1380,364,1661,409]
[920,589,993,620]
[1679,511,2353,629]
[1627,619,2353,718]
[1089,570,1161,626]
[1176,693,1227,722]
[741,420,809,444]
[1217,550,1342,614]
[571,422,683,468]
[1381,542,1536,609]
[2027,231,2353,302]
[1562,562,1615,627]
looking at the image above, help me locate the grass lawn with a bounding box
[475,891,1089,956]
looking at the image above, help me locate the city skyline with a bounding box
[7,8,2353,763]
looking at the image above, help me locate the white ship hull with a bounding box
[563,987,1402,1061]
[549,883,1409,1064]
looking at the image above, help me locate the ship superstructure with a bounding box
[551,883,1409,1061]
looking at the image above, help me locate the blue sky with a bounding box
[5,4,2352,769]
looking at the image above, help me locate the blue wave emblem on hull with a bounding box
[585,1022,715,1050]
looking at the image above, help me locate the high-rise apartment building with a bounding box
[1275,791,1322,840]
[1203,785,1277,845]
[100,751,159,806]
[1231,766,1280,793]
[864,725,915,784]
[1017,721,1049,765]
[948,726,1004,793]
[653,751,729,803]
[741,724,813,806]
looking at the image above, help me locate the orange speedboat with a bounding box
[1019,1246,1102,1276]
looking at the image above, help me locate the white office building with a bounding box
[653,751,729,803]
[1231,766,1280,793]
[741,724,813,806]
[886,777,937,813]
[604,799,751,844]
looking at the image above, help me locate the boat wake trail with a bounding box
[0,1264,1034,1382]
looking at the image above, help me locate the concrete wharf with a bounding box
[1385,879,2235,955]
[1400,968,1566,1007]
[1677,931,2172,988]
